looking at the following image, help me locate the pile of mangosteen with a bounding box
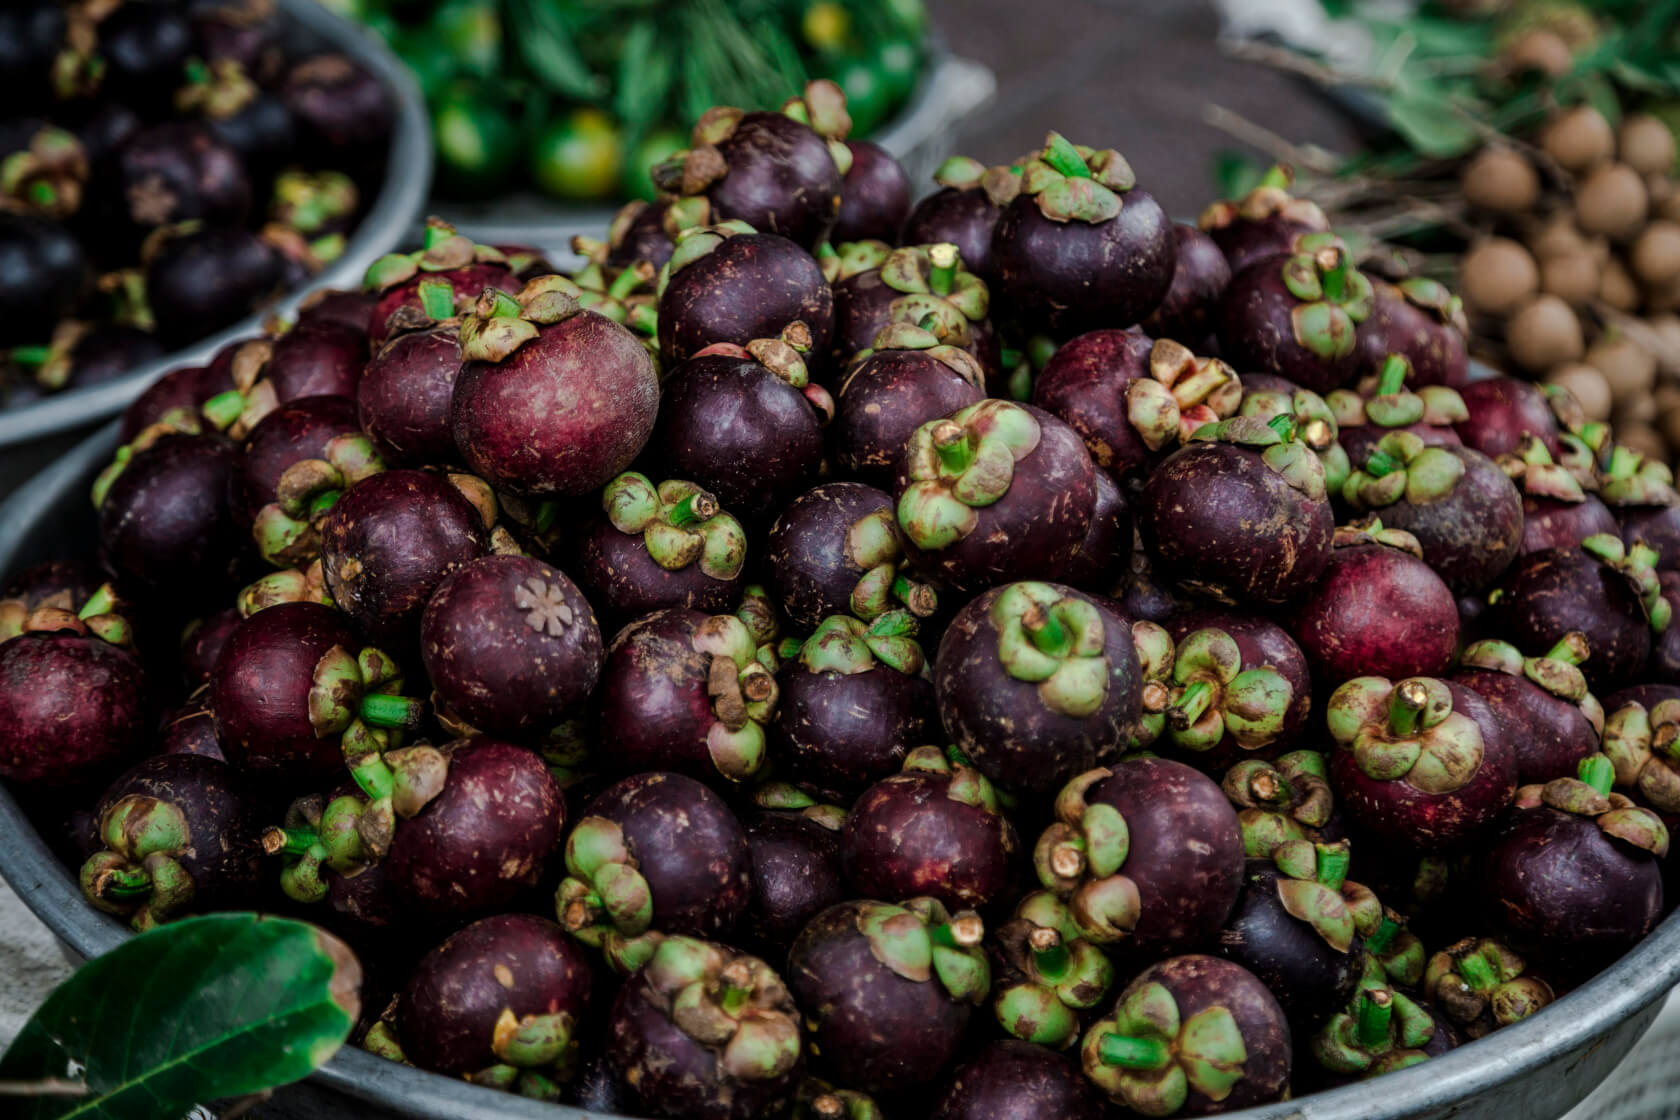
[0,0,393,408]
[7,74,1680,1120]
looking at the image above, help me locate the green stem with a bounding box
[1097,1034,1171,1070]
[1041,133,1091,179]
[423,221,455,250]
[891,575,937,617]
[202,389,246,431]
[1022,604,1071,658]
[1033,943,1071,981]
[1544,632,1589,666]
[78,583,117,620]
[932,423,974,473]
[417,278,456,321]
[1366,915,1400,955]
[778,637,806,660]
[1364,450,1401,478]
[264,827,320,857]
[1174,680,1217,727]
[360,693,424,731]
[97,866,154,900]
[485,289,523,319]
[1457,951,1498,993]
[668,491,718,528]
[1376,355,1410,396]
[1000,347,1022,368]
[1578,754,1615,796]
[719,983,751,1018]
[308,489,343,520]
[1315,842,1351,891]
[1357,990,1393,1048]
[1320,251,1349,303]
[1257,165,1292,191]
[534,501,559,534]
[1388,681,1429,738]
[1267,413,1297,442]
[608,266,642,301]
[9,345,50,369]
[928,243,958,295]
[1607,444,1639,479]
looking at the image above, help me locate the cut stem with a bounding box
[262,826,319,857]
[1388,681,1429,738]
[308,489,343,520]
[1578,754,1615,797]
[96,866,153,900]
[417,278,456,321]
[9,345,50,369]
[1021,603,1071,658]
[1376,355,1410,396]
[1315,841,1351,891]
[1319,249,1349,303]
[668,491,719,528]
[1267,413,1297,442]
[1041,133,1092,179]
[718,983,751,1018]
[1364,450,1401,478]
[928,243,959,295]
[1097,1033,1171,1070]
[1033,942,1071,981]
[1357,989,1393,1048]
[1456,950,1498,993]
[360,692,424,731]
[607,266,642,302]
[1545,632,1589,666]
[1171,680,1214,728]
[1366,915,1400,955]
[892,575,937,617]
[931,422,974,474]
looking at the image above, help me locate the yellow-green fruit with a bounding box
[1539,250,1600,305]
[1461,238,1540,316]
[1463,147,1541,214]
[1586,334,1658,401]
[1506,294,1585,370]
[1621,115,1678,177]
[1504,28,1573,76]
[1545,363,1612,421]
[1576,163,1650,240]
[1601,257,1643,311]
[1632,221,1680,287]
[1542,106,1615,173]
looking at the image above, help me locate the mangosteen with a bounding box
[96,431,244,605]
[1199,167,1330,274]
[21,321,165,395]
[1354,278,1470,388]
[180,608,241,689]
[607,936,804,1120]
[385,914,593,1098]
[422,556,602,740]
[0,560,105,618]
[594,609,777,788]
[1453,634,1603,785]
[1032,330,1243,481]
[902,156,1007,282]
[1237,372,1350,494]
[363,219,515,345]
[772,612,935,802]
[1486,535,1670,692]
[841,745,1018,912]
[453,277,659,498]
[118,122,251,235]
[299,286,378,333]
[1420,937,1555,1039]
[746,795,847,955]
[933,1039,1105,1120]
[0,6,66,110]
[1137,415,1334,605]
[1603,696,1680,814]
[990,133,1176,334]
[0,215,85,345]
[1501,435,1617,554]
[895,399,1096,595]
[159,691,226,760]
[261,318,367,406]
[80,752,262,929]
[282,54,393,153]
[569,256,659,356]
[556,772,752,972]
[1484,756,1666,963]
[1035,759,1244,956]
[1222,750,1335,858]
[1455,376,1563,460]
[1143,224,1233,347]
[1218,236,1374,394]
[237,395,381,564]
[0,124,88,221]
[652,80,849,250]
[1062,470,1133,594]
[787,897,989,1095]
[990,890,1115,1049]
[144,225,282,343]
[653,326,829,521]
[598,198,685,270]
[834,140,911,244]
[1130,617,1307,774]
[656,222,834,365]
[827,241,991,368]
[833,320,986,484]
[765,482,937,631]
[1311,967,1457,1080]
[1342,435,1524,596]
[1291,520,1459,685]
[318,469,491,649]
[1325,675,1517,850]
[95,0,195,107]
[358,300,461,465]
[192,0,285,81]
[120,354,240,444]
[1602,445,1680,570]
[0,624,146,788]
[1080,954,1291,1115]
[1328,354,1466,467]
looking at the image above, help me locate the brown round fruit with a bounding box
[1526,214,1591,260]
[1586,334,1658,400]
[1651,313,1680,355]
[1506,294,1585,370]
[1504,28,1573,76]
[1463,147,1540,213]
[1618,393,1657,424]
[1542,106,1615,173]
[1461,237,1540,315]
[1620,114,1678,176]
[1600,256,1643,311]
[1576,163,1650,240]
[1658,190,1680,225]
[1632,220,1680,286]
[1658,385,1680,448]
[1545,362,1612,421]
[1618,420,1670,464]
[1538,249,1600,305]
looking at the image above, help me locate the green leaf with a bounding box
[1385,90,1481,158]
[1211,150,1268,200]
[614,20,674,134]
[509,0,607,100]
[0,913,360,1120]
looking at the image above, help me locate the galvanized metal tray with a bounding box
[0,421,1671,1120]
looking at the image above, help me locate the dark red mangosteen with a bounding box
[989,889,1116,1050]
[1453,633,1603,784]
[990,132,1177,334]
[1035,758,1244,956]
[0,620,146,788]
[765,482,938,631]
[1080,955,1291,1115]
[597,198,689,270]
[421,556,602,740]
[1218,236,1374,395]
[159,691,226,760]
[1454,376,1563,460]
[180,606,242,688]
[827,241,991,370]
[19,321,165,395]
[607,936,805,1120]
[833,140,911,244]
[1325,675,1516,850]
[1062,469,1134,595]
[144,225,281,344]
[787,897,989,1095]
[1143,224,1233,348]
[297,286,378,333]
[1237,371,1350,494]
[901,155,1007,282]
[362,219,515,346]
[1136,415,1334,606]
[281,53,393,154]
[80,752,262,929]
[932,1040,1105,1120]
[1353,278,1470,388]
[237,395,383,566]
[1199,166,1330,274]
[656,221,834,365]
[833,320,986,485]
[117,122,251,234]
[453,276,660,498]
[1500,435,1617,555]
[745,794,847,956]
[1327,354,1466,467]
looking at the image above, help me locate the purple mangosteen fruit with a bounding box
[357,314,464,467]
[1218,236,1374,395]
[1327,354,1466,467]
[833,140,911,244]
[606,936,804,1120]
[1454,377,1562,460]
[1353,278,1470,388]
[117,121,251,234]
[260,319,367,404]
[902,156,1007,281]
[1453,633,1603,784]
[936,582,1142,797]
[1199,167,1330,274]
[96,431,244,605]
[765,482,938,631]
[827,241,991,369]
[933,1040,1105,1120]
[297,286,379,333]
[1143,224,1233,347]
[990,133,1177,334]
[281,53,393,155]
[1501,435,1617,555]
[1326,675,1517,850]
[0,623,145,787]
[238,397,384,568]
[362,219,516,346]
[989,890,1117,1050]
[159,691,226,760]
[144,225,282,344]
[656,222,834,364]
[833,320,986,485]
[1136,415,1334,606]
[745,796,848,955]
[787,896,989,1094]
[1080,954,1292,1116]
[599,198,683,270]
[1062,470,1133,594]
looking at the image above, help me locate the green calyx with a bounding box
[1190,414,1328,501]
[556,815,658,973]
[1398,276,1467,332]
[993,891,1116,1049]
[306,644,439,830]
[793,612,924,676]
[1271,839,1361,953]
[856,898,990,1003]
[1281,241,1373,361]
[1133,623,1294,756]
[363,217,506,293]
[238,560,333,617]
[265,791,387,904]
[1081,978,1248,1115]
[1034,770,1140,945]
[1424,938,1553,1038]
[1519,756,1671,856]
[90,405,207,509]
[899,745,1002,812]
[79,796,196,930]
[253,434,386,568]
[269,169,356,237]
[822,239,893,284]
[1223,751,1334,858]
[1199,167,1325,231]
[604,472,747,582]
[656,219,758,293]
[1331,355,1465,433]
[474,1005,577,1093]
[1343,431,1465,510]
[1602,699,1680,814]
[992,582,1113,719]
[1582,533,1671,634]
[1497,435,1587,504]
[1128,340,1244,453]
[1003,131,1136,224]
[1461,633,1601,725]
[458,275,584,363]
[897,399,1043,550]
[1312,983,1435,1074]
[691,613,778,783]
[0,125,86,220]
[640,937,802,1083]
[841,507,939,622]
[1599,444,1679,508]
[1332,517,1424,558]
[573,258,659,339]
[933,154,987,190]
[1238,381,1347,492]
[1327,676,1485,793]
[875,242,989,333]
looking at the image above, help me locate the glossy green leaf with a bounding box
[0,913,360,1120]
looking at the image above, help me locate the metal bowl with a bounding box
[0,0,432,485]
[0,423,1672,1120]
